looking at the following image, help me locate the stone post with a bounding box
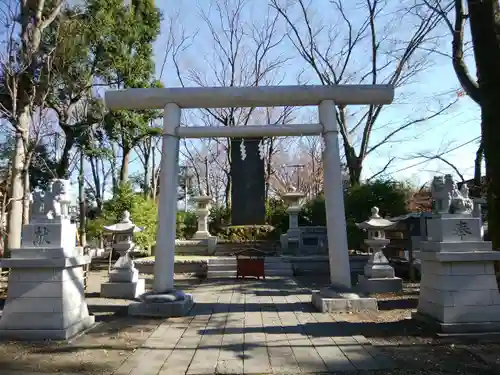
[100,211,146,299]
[318,100,351,289]
[0,179,94,341]
[154,103,181,293]
[128,103,194,317]
[356,207,402,293]
[311,102,378,313]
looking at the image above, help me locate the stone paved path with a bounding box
[113,278,393,375]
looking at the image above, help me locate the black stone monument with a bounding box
[230,137,266,225]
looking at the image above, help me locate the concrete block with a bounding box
[413,311,500,334]
[311,292,378,312]
[128,294,194,317]
[420,241,492,253]
[0,303,92,331]
[422,273,495,291]
[0,315,95,341]
[357,276,402,294]
[100,279,145,299]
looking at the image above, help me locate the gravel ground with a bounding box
[0,272,499,374]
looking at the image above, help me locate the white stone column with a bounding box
[153,103,180,293]
[319,100,351,289]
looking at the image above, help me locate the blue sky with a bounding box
[142,0,481,188]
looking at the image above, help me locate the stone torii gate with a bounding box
[105,84,394,316]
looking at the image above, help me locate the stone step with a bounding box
[265,270,294,276]
[264,257,291,263]
[207,264,237,271]
[207,270,237,278]
[207,258,237,265]
[265,263,293,269]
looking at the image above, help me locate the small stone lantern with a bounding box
[192,189,213,240]
[282,188,305,230]
[100,211,146,299]
[355,207,402,293]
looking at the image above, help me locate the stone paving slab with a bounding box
[112,277,394,374]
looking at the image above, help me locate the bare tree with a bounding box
[422,0,491,200]
[169,0,290,206]
[0,0,65,250]
[271,0,457,185]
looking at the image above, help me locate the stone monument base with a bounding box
[0,316,95,341]
[311,286,378,312]
[415,251,500,335]
[100,279,145,299]
[128,290,194,317]
[412,311,500,335]
[357,275,403,294]
[0,256,95,341]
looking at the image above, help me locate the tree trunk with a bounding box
[472,140,484,198]
[119,149,130,184]
[143,140,152,197]
[151,144,157,199]
[56,130,75,179]
[347,156,363,186]
[204,157,210,196]
[22,165,30,225]
[265,138,274,201]
[7,110,30,251]
[78,149,86,247]
[466,0,500,281]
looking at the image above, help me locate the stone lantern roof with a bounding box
[103,211,144,234]
[356,207,395,230]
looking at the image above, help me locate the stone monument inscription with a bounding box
[230,137,265,225]
[33,226,51,246]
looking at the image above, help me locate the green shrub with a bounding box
[298,180,410,249]
[86,183,158,251]
[208,205,231,233]
[176,211,198,239]
[217,225,276,241]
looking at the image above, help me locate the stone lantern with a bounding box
[282,188,305,230]
[355,207,402,293]
[100,211,146,299]
[279,187,305,254]
[191,189,214,240]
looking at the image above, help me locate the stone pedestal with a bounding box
[130,103,194,317]
[100,212,146,299]
[311,285,378,312]
[0,212,94,341]
[100,256,145,299]
[175,237,217,256]
[287,206,301,230]
[128,289,194,317]
[357,249,402,293]
[414,210,500,334]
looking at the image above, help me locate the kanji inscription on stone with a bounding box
[33,226,51,246]
[453,220,472,240]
